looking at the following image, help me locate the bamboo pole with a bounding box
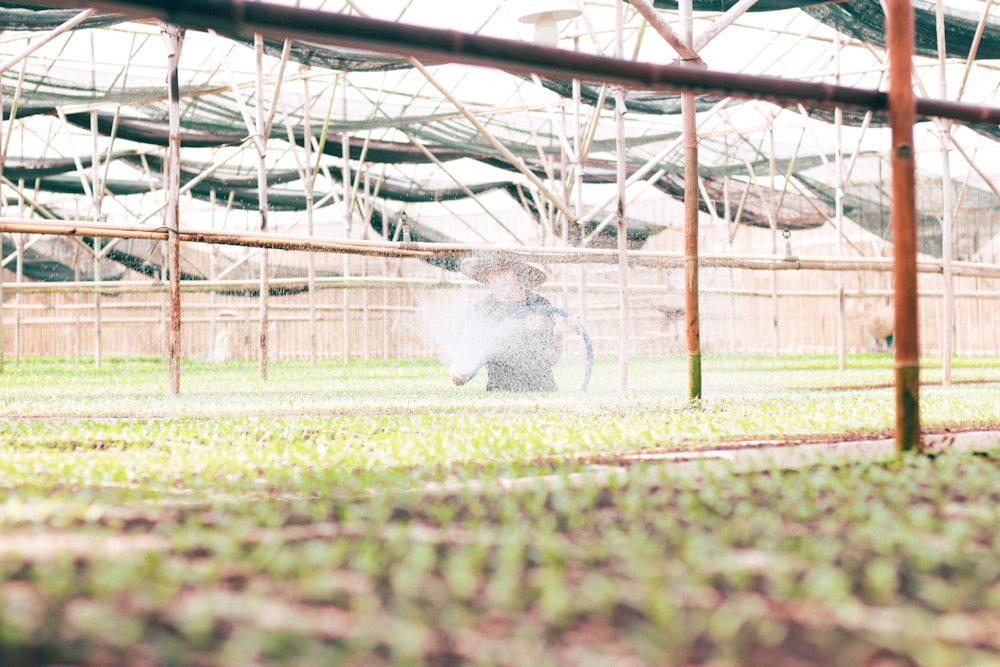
[163,23,183,394]
[624,0,702,64]
[614,0,629,392]
[340,90,352,363]
[209,189,219,360]
[0,79,5,374]
[724,178,739,352]
[768,129,780,357]
[680,0,701,401]
[3,276,997,300]
[14,232,22,363]
[380,202,388,359]
[74,246,82,364]
[402,133,520,242]
[302,70,318,365]
[935,0,954,386]
[834,30,847,372]
[691,0,760,52]
[573,37,588,341]
[886,0,921,453]
[406,57,578,225]
[0,9,97,75]
[5,218,1000,278]
[89,34,103,369]
[976,276,984,354]
[362,171,371,361]
[254,33,270,381]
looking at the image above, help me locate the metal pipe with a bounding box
[886,0,920,453]
[35,0,1000,126]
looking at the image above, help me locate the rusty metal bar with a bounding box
[886,0,920,453]
[30,0,1000,127]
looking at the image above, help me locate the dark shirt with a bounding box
[472,292,558,392]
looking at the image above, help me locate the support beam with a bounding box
[935,0,953,385]
[692,0,760,52]
[301,71,318,366]
[0,9,96,75]
[4,219,1000,277]
[680,0,702,401]
[0,82,5,374]
[886,0,921,453]
[254,33,271,380]
[626,0,703,65]
[407,57,579,224]
[402,133,521,242]
[614,0,630,392]
[33,0,1000,126]
[161,23,183,394]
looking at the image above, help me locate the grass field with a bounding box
[1,354,999,666]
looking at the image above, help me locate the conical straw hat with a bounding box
[459,252,548,288]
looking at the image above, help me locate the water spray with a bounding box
[450,305,593,392]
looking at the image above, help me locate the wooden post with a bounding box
[834,30,847,371]
[0,240,3,373]
[302,70,318,365]
[0,80,5,374]
[680,0,702,400]
[614,0,629,392]
[886,0,921,452]
[767,130,781,356]
[340,92,351,363]
[89,33,103,368]
[935,0,954,384]
[254,33,270,380]
[163,23,183,394]
[14,232,22,363]
[573,37,588,349]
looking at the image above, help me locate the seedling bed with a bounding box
[1,355,999,666]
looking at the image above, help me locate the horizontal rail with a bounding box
[3,218,1000,278]
[27,0,1000,125]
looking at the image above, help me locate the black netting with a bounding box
[0,3,125,31]
[803,0,1000,61]
[648,0,826,11]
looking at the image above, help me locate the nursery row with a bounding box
[0,355,999,665]
[2,449,1000,665]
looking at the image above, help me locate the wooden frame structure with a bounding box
[2,0,1000,451]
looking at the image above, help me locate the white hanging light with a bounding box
[517,1,581,47]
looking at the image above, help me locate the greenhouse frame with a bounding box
[1,0,999,439]
[5,3,1000,664]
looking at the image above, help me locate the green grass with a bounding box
[0,354,999,665]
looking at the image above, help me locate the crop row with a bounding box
[2,449,1000,665]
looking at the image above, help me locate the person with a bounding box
[451,253,561,392]
[864,300,894,352]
